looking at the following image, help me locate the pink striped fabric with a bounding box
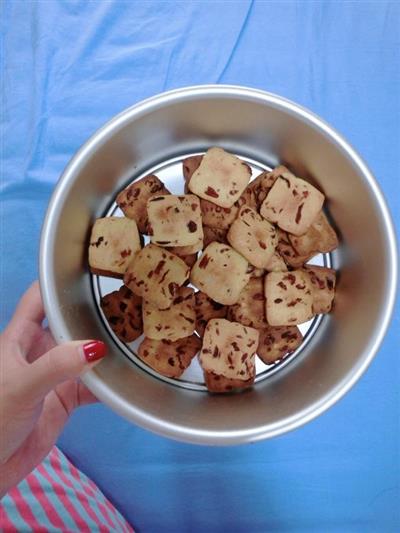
[25,471,68,530]
[0,447,134,532]
[64,457,120,530]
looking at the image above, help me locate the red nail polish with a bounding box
[83,341,107,363]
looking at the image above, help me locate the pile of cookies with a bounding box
[88,147,338,393]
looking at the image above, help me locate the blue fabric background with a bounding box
[1,1,399,531]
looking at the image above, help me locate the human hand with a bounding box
[0,281,107,497]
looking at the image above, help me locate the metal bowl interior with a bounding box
[40,86,398,445]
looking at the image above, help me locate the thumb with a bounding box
[26,340,107,401]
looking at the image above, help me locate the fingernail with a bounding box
[83,341,107,363]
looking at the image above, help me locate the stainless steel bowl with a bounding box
[40,85,398,445]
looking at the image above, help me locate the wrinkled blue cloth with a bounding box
[1,1,399,531]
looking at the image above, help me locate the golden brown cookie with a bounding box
[199,318,259,393]
[124,244,189,309]
[257,326,303,364]
[260,169,324,236]
[190,242,250,305]
[227,206,277,269]
[138,335,201,378]
[265,270,314,325]
[188,147,251,208]
[147,194,203,247]
[116,175,170,234]
[88,217,141,278]
[247,265,266,278]
[182,155,203,182]
[265,252,288,272]
[194,291,227,337]
[276,229,315,268]
[142,286,196,341]
[303,265,336,314]
[100,285,143,342]
[243,166,283,209]
[203,372,255,393]
[200,198,241,230]
[227,278,267,329]
[202,226,228,248]
[288,211,339,256]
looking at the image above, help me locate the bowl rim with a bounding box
[39,84,398,445]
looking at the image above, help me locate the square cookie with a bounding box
[195,291,228,337]
[182,155,203,182]
[190,242,250,305]
[147,194,203,247]
[188,147,251,208]
[138,335,201,378]
[124,244,189,309]
[243,166,284,209]
[265,270,314,325]
[303,265,336,314]
[260,169,324,236]
[200,198,242,230]
[227,206,277,269]
[116,174,170,234]
[257,326,303,364]
[288,211,339,256]
[276,229,314,268]
[227,278,267,329]
[199,318,259,392]
[88,217,141,277]
[100,285,143,343]
[142,287,196,341]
